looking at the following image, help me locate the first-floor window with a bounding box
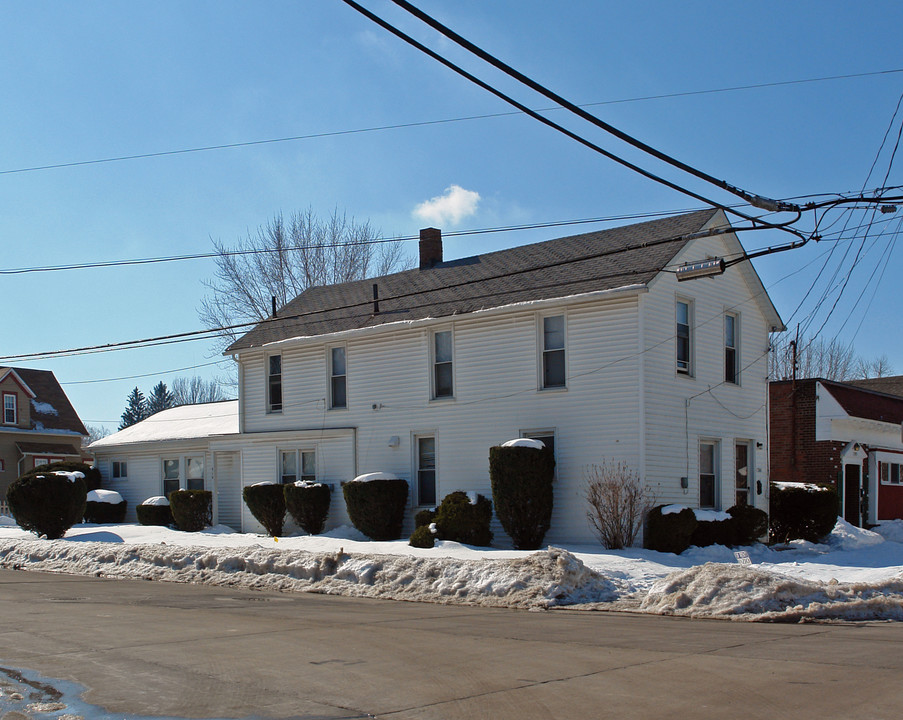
[163,458,180,496]
[879,461,902,485]
[280,450,316,484]
[700,440,719,509]
[112,460,128,479]
[186,456,205,491]
[735,442,750,506]
[416,436,436,506]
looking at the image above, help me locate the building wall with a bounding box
[642,229,773,513]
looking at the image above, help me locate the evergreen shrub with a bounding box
[6,471,88,539]
[83,491,127,524]
[284,482,331,535]
[242,483,286,537]
[489,444,555,550]
[408,524,435,548]
[414,508,436,528]
[728,504,769,545]
[342,477,409,540]
[18,461,101,491]
[434,491,493,546]
[690,518,736,548]
[769,483,839,543]
[644,505,697,554]
[136,501,172,526]
[168,490,212,532]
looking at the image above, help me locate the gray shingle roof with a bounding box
[227,209,719,352]
[0,367,88,436]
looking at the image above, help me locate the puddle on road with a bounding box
[0,664,366,720]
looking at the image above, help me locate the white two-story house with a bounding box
[92,208,783,544]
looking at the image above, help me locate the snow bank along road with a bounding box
[1,516,903,621]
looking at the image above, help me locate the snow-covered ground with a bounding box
[1,515,902,622]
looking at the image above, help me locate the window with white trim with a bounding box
[880,461,903,485]
[415,435,437,506]
[676,300,692,375]
[330,346,347,409]
[541,314,566,389]
[734,441,751,506]
[280,450,316,484]
[267,354,282,413]
[432,329,454,399]
[162,455,205,496]
[699,440,720,509]
[112,460,128,479]
[725,314,739,385]
[3,393,17,425]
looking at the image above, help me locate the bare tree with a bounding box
[855,354,894,379]
[83,424,111,447]
[199,209,410,349]
[172,376,230,406]
[584,461,655,550]
[771,334,859,381]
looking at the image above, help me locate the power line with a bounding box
[2,69,899,178]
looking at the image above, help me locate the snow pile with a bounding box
[501,438,544,449]
[350,472,398,482]
[30,400,58,416]
[0,540,614,609]
[38,471,83,482]
[638,562,903,622]
[826,518,885,550]
[661,504,730,522]
[772,481,829,492]
[875,520,903,543]
[86,489,123,504]
[141,496,169,506]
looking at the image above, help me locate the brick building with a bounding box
[770,377,903,526]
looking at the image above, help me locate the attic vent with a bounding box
[419,227,442,269]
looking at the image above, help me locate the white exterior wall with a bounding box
[237,294,643,544]
[641,229,773,514]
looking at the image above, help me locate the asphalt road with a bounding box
[1,568,902,719]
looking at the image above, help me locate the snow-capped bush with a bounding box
[489,442,555,550]
[343,474,408,541]
[6,472,87,539]
[84,489,127,524]
[242,483,286,537]
[284,482,331,535]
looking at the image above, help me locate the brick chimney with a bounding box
[419,227,442,269]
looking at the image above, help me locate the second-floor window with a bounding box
[433,330,453,398]
[542,315,566,388]
[330,347,347,409]
[268,355,282,413]
[725,314,738,384]
[3,393,17,425]
[676,300,692,375]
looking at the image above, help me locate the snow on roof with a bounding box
[90,400,238,448]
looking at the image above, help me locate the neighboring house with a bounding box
[93,209,783,543]
[0,366,90,503]
[770,377,903,526]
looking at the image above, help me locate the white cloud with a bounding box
[413,185,480,227]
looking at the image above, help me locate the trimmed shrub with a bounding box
[489,444,555,550]
[414,508,436,529]
[644,505,697,554]
[136,501,172,527]
[84,490,127,524]
[18,461,101,491]
[409,524,435,548]
[342,477,409,541]
[168,490,212,532]
[433,491,493,546]
[6,471,88,539]
[242,483,286,537]
[728,504,769,545]
[690,518,736,548]
[284,482,331,535]
[770,483,839,543]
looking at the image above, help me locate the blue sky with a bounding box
[2,1,901,433]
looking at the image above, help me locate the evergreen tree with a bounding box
[119,387,149,430]
[146,381,175,416]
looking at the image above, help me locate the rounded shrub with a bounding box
[168,490,212,532]
[690,518,736,548]
[137,497,172,526]
[728,504,769,545]
[342,474,409,541]
[644,505,697,554]
[434,491,493,546]
[769,483,839,543]
[83,489,127,524]
[284,482,331,535]
[7,471,88,539]
[489,443,555,550]
[18,461,101,491]
[408,524,435,548]
[242,482,286,537]
[414,508,436,529]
